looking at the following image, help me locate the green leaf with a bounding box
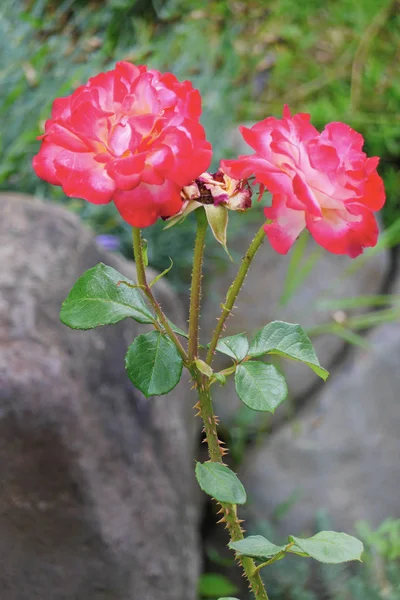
[288,531,364,564]
[125,331,183,397]
[235,362,288,413]
[249,321,328,381]
[60,263,154,329]
[149,257,173,288]
[195,462,247,505]
[229,536,285,561]
[218,598,240,600]
[216,333,249,361]
[198,573,238,598]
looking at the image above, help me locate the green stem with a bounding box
[188,208,208,361]
[132,227,188,364]
[252,542,295,576]
[196,380,269,600]
[206,224,265,365]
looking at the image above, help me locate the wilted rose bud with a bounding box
[198,170,252,211]
[181,181,201,202]
[166,170,252,256]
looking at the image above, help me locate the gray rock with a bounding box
[241,318,400,537]
[0,194,199,600]
[203,225,389,424]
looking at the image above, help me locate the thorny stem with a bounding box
[132,227,188,364]
[189,220,269,599]
[134,220,270,598]
[195,381,269,600]
[206,224,266,365]
[188,208,208,361]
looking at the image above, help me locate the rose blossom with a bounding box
[33,61,212,227]
[221,106,385,257]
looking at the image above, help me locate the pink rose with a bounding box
[33,61,212,227]
[221,106,385,257]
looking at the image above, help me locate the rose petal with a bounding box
[264,194,306,254]
[306,205,379,257]
[114,180,183,227]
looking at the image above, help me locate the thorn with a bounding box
[192,401,201,410]
[216,516,226,524]
[237,519,245,524]
[216,507,224,515]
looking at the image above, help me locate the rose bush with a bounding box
[33,61,212,227]
[33,61,381,600]
[221,106,385,257]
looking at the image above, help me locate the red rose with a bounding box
[221,106,385,257]
[33,61,212,227]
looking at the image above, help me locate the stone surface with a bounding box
[0,194,199,600]
[240,317,400,537]
[204,224,390,424]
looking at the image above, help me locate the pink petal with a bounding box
[32,141,62,185]
[264,194,306,254]
[322,122,365,158]
[361,170,386,211]
[306,205,379,257]
[114,180,183,227]
[307,139,340,173]
[45,123,90,152]
[68,101,112,143]
[53,149,115,204]
[106,154,146,190]
[292,173,322,216]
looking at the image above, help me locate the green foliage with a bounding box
[229,532,363,566]
[249,321,329,381]
[235,362,288,413]
[356,518,400,562]
[242,517,400,600]
[195,462,246,505]
[125,330,183,397]
[289,532,364,564]
[215,333,249,362]
[229,536,285,561]
[198,573,239,598]
[60,263,154,329]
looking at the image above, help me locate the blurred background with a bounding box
[1,1,400,599]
